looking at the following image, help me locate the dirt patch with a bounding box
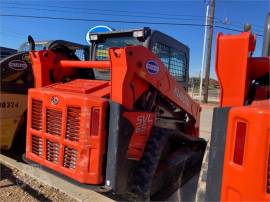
[0,163,76,202]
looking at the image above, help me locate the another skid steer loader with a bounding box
[196,13,270,202]
[24,28,206,200]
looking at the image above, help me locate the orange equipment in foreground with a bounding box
[25,40,206,200]
[202,29,270,200]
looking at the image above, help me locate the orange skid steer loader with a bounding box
[24,29,206,200]
[197,13,270,201]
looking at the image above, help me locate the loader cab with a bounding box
[89,27,190,90]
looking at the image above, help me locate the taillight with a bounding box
[91,108,100,136]
[233,121,247,165]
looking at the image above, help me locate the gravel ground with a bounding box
[0,163,76,202]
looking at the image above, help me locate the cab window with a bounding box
[94,36,142,80]
[152,43,170,67]
[152,42,187,82]
[18,43,47,52]
[75,49,87,61]
[95,37,142,61]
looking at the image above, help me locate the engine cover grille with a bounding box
[65,107,81,142]
[31,135,42,157]
[46,109,62,136]
[63,147,78,169]
[46,140,60,164]
[31,99,42,131]
[26,80,108,184]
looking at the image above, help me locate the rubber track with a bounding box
[131,127,170,201]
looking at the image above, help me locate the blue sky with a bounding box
[0,0,268,78]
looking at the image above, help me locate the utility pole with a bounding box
[203,0,215,103]
[199,2,209,102]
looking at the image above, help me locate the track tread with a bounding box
[131,127,170,201]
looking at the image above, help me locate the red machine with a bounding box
[217,32,270,201]
[199,19,270,201]
[26,43,205,200]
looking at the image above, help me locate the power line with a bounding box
[0,14,211,26]
[2,1,264,30]
[214,25,260,35]
[1,1,206,19]
[0,14,263,37]
[1,5,207,22]
[3,5,264,33]
[3,4,233,28]
[228,20,263,30]
[219,20,263,33]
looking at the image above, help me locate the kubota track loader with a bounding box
[196,13,270,201]
[24,28,206,200]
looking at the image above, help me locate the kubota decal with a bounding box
[145,60,159,75]
[8,60,27,71]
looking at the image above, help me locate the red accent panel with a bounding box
[233,122,247,165]
[91,108,100,136]
[123,112,155,160]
